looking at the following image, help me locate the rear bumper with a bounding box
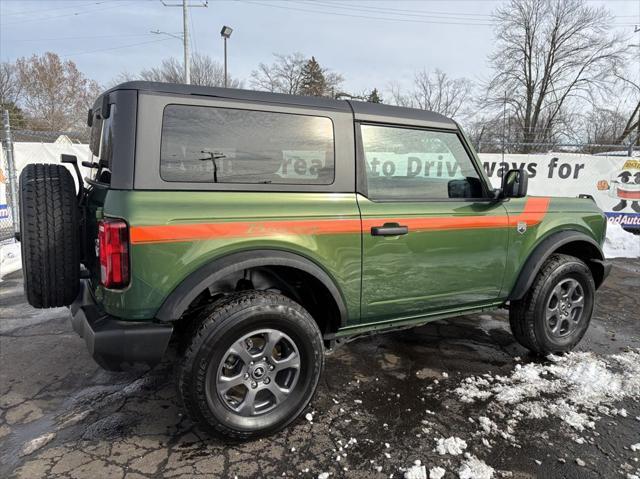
[70,280,173,371]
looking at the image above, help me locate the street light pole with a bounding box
[220,26,233,88]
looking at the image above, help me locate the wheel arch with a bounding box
[508,230,606,301]
[155,249,348,335]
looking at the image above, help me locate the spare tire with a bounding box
[19,163,80,308]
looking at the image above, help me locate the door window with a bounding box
[360,124,485,200]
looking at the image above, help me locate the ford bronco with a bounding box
[18,81,611,439]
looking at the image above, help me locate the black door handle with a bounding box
[371,222,409,236]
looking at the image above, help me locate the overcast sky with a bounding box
[1,0,639,96]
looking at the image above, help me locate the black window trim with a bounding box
[159,102,337,187]
[355,121,494,203]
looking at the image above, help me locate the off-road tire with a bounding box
[177,290,324,440]
[509,254,595,354]
[19,163,80,308]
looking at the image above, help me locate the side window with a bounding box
[160,105,335,185]
[360,124,485,200]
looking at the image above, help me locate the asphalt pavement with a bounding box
[1,260,639,479]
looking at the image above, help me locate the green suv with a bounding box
[18,81,611,439]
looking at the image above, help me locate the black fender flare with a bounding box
[155,249,348,325]
[508,230,605,301]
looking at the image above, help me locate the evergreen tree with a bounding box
[299,57,326,97]
[0,101,27,129]
[366,88,382,103]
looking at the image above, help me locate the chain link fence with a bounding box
[1,111,19,244]
[475,142,638,157]
[0,111,88,244]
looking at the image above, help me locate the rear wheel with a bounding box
[509,254,595,354]
[19,163,80,308]
[177,291,324,439]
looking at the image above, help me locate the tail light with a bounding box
[98,219,129,288]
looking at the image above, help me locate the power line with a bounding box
[0,1,137,27]
[0,1,107,17]
[60,37,175,58]
[295,0,638,24]
[295,0,494,20]
[243,1,495,26]
[10,33,158,43]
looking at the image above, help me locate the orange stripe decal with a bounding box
[129,197,550,244]
[129,218,361,244]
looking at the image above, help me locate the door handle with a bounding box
[371,222,409,236]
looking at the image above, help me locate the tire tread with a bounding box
[19,163,79,308]
[509,254,593,354]
[177,290,323,440]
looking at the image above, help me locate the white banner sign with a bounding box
[479,153,640,230]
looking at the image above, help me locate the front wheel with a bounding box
[177,291,324,439]
[509,254,595,354]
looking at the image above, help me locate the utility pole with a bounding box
[160,0,208,84]
[183,0,190,84]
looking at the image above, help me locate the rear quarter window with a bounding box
[160,105,335,185]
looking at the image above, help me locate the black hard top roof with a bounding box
[108,81,458,130]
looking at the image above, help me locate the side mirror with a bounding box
[501,168,528,198]
[87,108,93,127]
[448,177,483,199]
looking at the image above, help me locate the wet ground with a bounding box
[1,260,639,479]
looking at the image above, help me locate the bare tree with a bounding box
[583,107,629,146]
[129,53,242,88]
[485,0,627,149]
[0,61,26,128]
[390,69,473,118]
[251,52,306,94]
[0,62,22,106]
[15,52,100,131]
[614,71,640,146]
[251,52,344,97]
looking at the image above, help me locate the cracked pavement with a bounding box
[1,260,639,479]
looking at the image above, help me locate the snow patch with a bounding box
[453,350,640,433]
[21,432,55,456]
[429,466,446,479]
[0,241,21,280]
[603,222,640,258]
[404,460,427,479]
[435,436,467,455]
[458,454,494,479]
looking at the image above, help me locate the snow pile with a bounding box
[0,241,21,280]
[435,436,467,455]
[458,454,494,479]
[453,350,640,433]
[603,222,640,258]
[404,460,426,479]
[428,466,445,479]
